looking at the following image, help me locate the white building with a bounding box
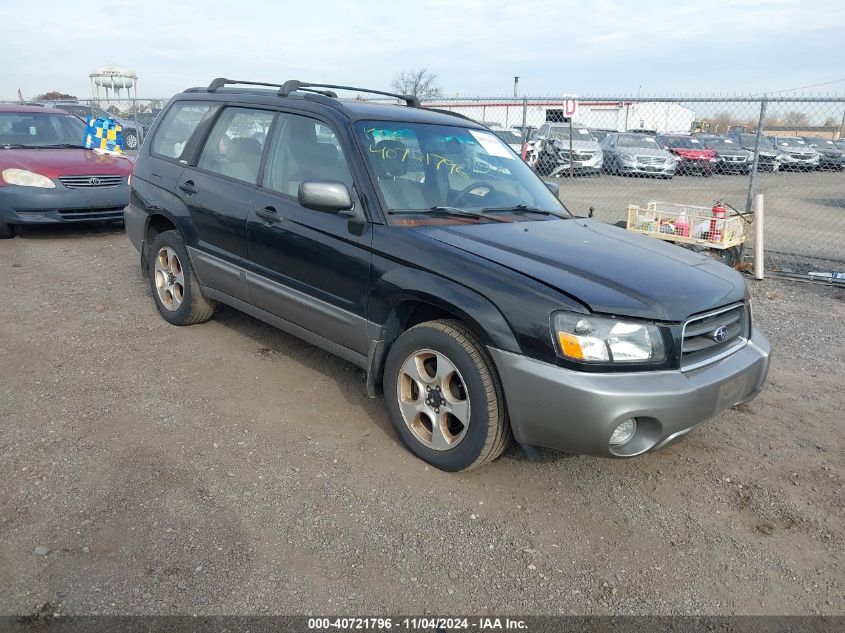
[423,99,696,134]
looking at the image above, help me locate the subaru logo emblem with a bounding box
[713,325,729,342]
[89,177,101,186]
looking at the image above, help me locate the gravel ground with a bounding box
[0,225,843,617]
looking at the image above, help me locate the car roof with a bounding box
[177,86,485,128]
[0,104,74,115]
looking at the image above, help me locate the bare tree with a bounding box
[391,69,442,100]
[35,91,77,101]
[782,111,810,126]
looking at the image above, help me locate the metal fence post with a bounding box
[745,97,768,215]
[568,117,574,179]
[521,98,528,145]
[754,194,765,280]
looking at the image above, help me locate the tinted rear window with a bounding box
[152,102,211,159]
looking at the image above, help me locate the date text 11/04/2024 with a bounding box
[307,617,528,630]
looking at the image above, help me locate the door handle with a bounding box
[178,180,198,194]
[255,206,281,223]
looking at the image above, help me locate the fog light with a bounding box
[609,419,637,446]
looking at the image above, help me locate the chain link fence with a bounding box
[7,94,843,275]
[422,95,845,275]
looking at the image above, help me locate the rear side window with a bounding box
[197,107,275,184]
[151,102,211,159]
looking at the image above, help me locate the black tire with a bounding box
[383,319,511,472]
[147,230,216,326]
[0,218,14,239]
[123,129,140,150]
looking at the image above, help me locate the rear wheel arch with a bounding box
[142,214,181,278]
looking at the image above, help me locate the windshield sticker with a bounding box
[690,138,701,144]
[469,130,514,159]
[367,142,469,177]
[578,129,590,135]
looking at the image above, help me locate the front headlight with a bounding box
[553,312,666,365]
[1,168,55,188]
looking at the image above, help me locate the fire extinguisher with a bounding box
[710,201,727,241]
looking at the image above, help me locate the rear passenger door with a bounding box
[175,107,275,301]
[246,112,372,356]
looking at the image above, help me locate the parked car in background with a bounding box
[600,132,677,178]
[800,136,845,171]
[124,78,770,471]
[656,134,717,177]
[835,139,845,151]
[492,128,525,153]
[134,109,163,136]
[768,137,820,171]
[0,104,133,238]
[695,135,753,174]
[528,123,603,176]
[726,133,783,171]
[589,128,615,143]
[45,102,145,150]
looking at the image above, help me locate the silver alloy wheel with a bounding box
[396,348,470,451]
[154,247,185,311]
[124,132,139,150]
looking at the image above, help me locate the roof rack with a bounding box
[206,78,338,98]
[204,78,421,108]
[278,80,420,107]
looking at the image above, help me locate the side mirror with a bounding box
[298,180,353,214]
[544,181,560,196]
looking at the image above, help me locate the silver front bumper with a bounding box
[489,327,770,457]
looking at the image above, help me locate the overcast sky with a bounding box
[2,0,844,100]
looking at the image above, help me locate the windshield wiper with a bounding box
[37,143,86,149]
[388,206,508,223]
[482,204,569,218]
[1,143,30,149]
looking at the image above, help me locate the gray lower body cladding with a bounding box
[488,327,770,457]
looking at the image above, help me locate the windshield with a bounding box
[738,134,776,150]
[776,137,807,148]
[549,126,596,142]
[616,134,660,148]
[702,137,737,150]
[803,137,834,147]
[0,112,87,148]
[356,120,568,221]
[493,130,523,145]
[662,136,704,149]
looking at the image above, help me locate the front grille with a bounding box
[681,303,749,369]
[636,155,666,165]
[724,155,745,162]
[790,153,812,160]
[59,175,124,189]
[57,207,125,219]
[558,150,595,161]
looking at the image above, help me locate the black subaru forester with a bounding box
[124,78,770,471]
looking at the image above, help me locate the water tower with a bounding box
[89,64,138,101]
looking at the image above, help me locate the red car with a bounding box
[0,104,134,238]
[656,134,717,177]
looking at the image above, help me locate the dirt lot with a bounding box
[1,224,843,617]
[551,169,845,267]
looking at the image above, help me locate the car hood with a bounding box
[413,218,746,321]
[0,148,134,179]
[714,149,751,157]
[614,147,671,158]
[669,148,715,159]
[551,139,601,152]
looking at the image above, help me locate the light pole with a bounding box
[513,76,519,98]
